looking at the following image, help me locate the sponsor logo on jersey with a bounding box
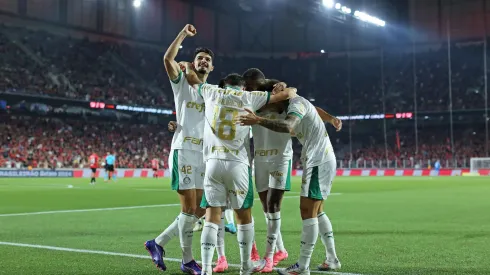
[183,136,203,145]
[296,132,304,139]
[254,149,279,157]
[228,189,246,196]
[186,101,205,112]
[270,171,284,177]
[211,146,239,155]
[219,98,243,108]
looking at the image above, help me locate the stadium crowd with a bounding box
[1,26,489,169]
[0,115,170,169]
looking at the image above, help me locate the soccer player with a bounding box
[144,24,211,273]
[105,152,116,182]
[239,95,341,274]
[152,157,159,178]
[241,71,292,272]
[187,73,296,275]
[89,152,99,185]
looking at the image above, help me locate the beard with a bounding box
[196,68,207,74]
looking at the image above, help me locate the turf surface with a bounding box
[1,177,489,275]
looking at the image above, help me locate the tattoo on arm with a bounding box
[258,115,300,133]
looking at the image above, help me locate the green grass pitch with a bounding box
[1,176,489,275]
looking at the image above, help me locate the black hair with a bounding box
[242,68,266,81]
[223,73,245,87]
[218,78,226,88]
[194,47,215,61]
[259,79,280,92]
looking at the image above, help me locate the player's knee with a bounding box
[299,201,317,220]
[181,204,197,215]
[234,208,253,224]
[267,197,282,213]
[205,207,222,224]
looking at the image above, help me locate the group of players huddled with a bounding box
[144,24,343,275]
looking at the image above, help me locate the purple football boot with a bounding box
[180,259,202,274]
[144,239,166,271]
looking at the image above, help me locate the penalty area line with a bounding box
[0,241,365,275]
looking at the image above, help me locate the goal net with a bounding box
[470,158,490,174]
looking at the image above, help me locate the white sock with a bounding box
[265,212,281,259]
[178,213,196,263]
[276,231,285,252]
[318,212,337,260]
[216,212,226,258]
[155,216,179,247]
[237,222,255,270]
[225,209,235,225]
[298,218,319,270]
[201,222,219,274]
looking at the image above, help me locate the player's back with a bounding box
[170,71,205,152]
[288,96,335,167]
[199,84,269,165]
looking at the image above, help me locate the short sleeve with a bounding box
[247,91,270,111]
[287,98,306,120]
[170,70,183,84]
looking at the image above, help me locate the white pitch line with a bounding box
[0,194,341,218]
[0,204,180,217]
[0,241,364,275]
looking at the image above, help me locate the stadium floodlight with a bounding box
[320,49,325,53]
[133,0,142,8]
[335,3,341,9]
[322,0,335,9]
[179,45,183,49]
[341,6,351,14]
[354,10,386,27]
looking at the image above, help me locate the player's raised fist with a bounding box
[332,117,342,132]
[181,24,197,36]
[168,121,177,132]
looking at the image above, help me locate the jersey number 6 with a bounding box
[212,106,238,140]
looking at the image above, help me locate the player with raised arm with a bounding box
[239,95,341,275]
[89,152,99,185]
[144,24,213,274]
[185,72,296,275]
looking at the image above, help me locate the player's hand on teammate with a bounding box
[272,82,287,94]
[181,24,197,37]
[178,61,194,73]
[332,117,342,132]
[238,109,261,126]
[168,121,178,132]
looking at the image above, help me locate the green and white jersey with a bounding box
[287,96,335,167]
[198,83,270,166]
[252,110,293,162]
[169,71,205,152]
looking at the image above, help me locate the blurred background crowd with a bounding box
[0,0,489,170]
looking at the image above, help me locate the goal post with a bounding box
[469,158,490,174]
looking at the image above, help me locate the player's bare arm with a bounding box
[163,24,196,81]
[239,110,300,134]
[268,88,297,103]
[181,62,203,86]
[315,106,342,131]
